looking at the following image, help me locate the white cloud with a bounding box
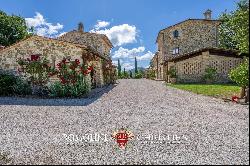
[25,12,64,38]
[112,46,145,59]
[137,51,154,61]
[122,62,134,70]
[91,24,137,47]
[94,20,110,30]
[25,12,45,27]
[112,46,153,61]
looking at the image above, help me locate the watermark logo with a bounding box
[112,128,134,150]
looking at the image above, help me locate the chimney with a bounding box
[204,9,212,20]
[78,22,84,32]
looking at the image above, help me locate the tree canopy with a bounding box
[219,0,249,53]
[0,10,30,46]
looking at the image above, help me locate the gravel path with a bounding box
[0,79,249,165]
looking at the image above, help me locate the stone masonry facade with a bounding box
[157,19,220,60]
[169,49,244,83]
[0,36,83,71]
[0,23,114,87]
[152,10,246,83]
[58,31,112,58]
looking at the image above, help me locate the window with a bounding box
[173,30,179,38]
[172,47,180,55]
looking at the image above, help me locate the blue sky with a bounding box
[0,0,238,70]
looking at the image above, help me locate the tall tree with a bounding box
[0,10,30,46]
[135,57,138,74]
[123,68,126,75]
[129,71,133,78]
[219,0,249,53]
[117,59,121,77]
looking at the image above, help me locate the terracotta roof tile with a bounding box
[166,47,245,62]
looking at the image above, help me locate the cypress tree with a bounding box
[135,57,138,74]
[130,71,133,78]
[117,59,121,76]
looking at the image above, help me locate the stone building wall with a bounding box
[158,19,220,60]
[0,36,83,71]
[0,36,106,87]
[58,31,112,58]
[172,51,243,83]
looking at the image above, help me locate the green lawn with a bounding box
[167,83,241,99]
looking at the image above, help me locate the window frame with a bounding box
[173,30,179,38]
[172,47,180,55]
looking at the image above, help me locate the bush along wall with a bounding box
[0,71,32,96]
[17,55,93,98]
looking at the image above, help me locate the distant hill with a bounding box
[128,67,146,74]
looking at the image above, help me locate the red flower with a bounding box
[62,59,67,64]
[31,55,40,61]
[88,66,94,71]
[83,70,89,75]
[57,63,62,68]
[75,59,80,65]
[232,96,239,103]
[60,77,67,84]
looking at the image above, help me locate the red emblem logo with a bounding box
[112,128,134,149]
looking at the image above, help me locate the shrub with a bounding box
[17,56,92,98]
[134,71,143,79]
[13,77,32,95]
[17,54,51,86]
[146,70,155,79]
[229,59,249,87]
[48,58,92,98]
[0,72,32,96]
[0,73,16,96]
[167,67,177,78]
[202,66,217,83]
[49,79,91,98]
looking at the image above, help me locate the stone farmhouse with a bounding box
[0,23,114,87]
[151,10,246,83]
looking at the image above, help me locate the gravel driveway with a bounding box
[0,79,249,165]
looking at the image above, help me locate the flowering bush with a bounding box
[17,55,93,97]
[17,54,51,85]
[48,58,93,97]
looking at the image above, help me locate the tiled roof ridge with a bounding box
[166,47,243,62]
[0,35,88,54]
[58,30,113,48]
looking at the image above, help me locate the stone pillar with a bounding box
[201,51,210,73]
